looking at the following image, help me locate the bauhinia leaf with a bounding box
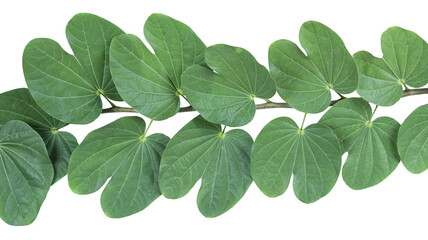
[355,27,428,106]
[398,104,428,173]
[144,13,206,90]
[269,21,358,113]
[251,117,341,203]
[0,88,77,184]
[0,120,53,226]
[319,98,400,189]
[23,13,124,124]
[159,116,252,217]
[68,117,169,218]
[182,44,276,127]
[110,13,206,120]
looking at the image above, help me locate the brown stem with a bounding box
[101,88,428,114]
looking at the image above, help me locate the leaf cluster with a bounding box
[1,12,428,225]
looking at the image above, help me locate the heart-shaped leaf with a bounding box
[250,117,341,203]
[0,120,53,226]
[182,44,276,127]
[23,13,124,124]
[269,21,358,113]
[68,116,169,218]
[398,104,428,173]
[159,116,252,217]
[355,27,428,106]
[319,98,400,189]
[0,88,77,184]
[110,13,206,120]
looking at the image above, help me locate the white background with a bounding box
[1,0,428,239]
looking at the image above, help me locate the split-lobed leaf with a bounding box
[250,117,341,203]
[398,104,428,173]
[0,88,77,184]
[110,13,206,120]
[159,116,252,217]
[269,21,358,113]
[182,44,276,127]
[23,13,124,124]
[0,120,53,226]
[68,117,169,218]
[319,98,400,189]
[355,27,428,106]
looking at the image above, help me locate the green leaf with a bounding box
[68,117,169,218]
[110,34,180,120]
[355,27,428,106]
[0,120,53,226]
[398,104,428,173]
[250,117,341,203]
[182,44,276,127]
[0,88,77,184]
[110,13,206,120]
[23,13,124,124]
[144,13,206,90]
[269,21,358,113]
[159,116,252,217]
[319,98,400,189]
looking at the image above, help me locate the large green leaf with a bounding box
[269,21,358,113]
[68,117,169,218]
[355,27,428,106]
[159,116,252,217]
[250,117,341,203]
[319,98,400,189]
[110,13,206,120]
[0,120,53,226]
[398,104,428,173]
[0,88,77,184]
[182,44,276,127]
[110,34,180,120]
[23,13,124,124]
[144,13,206,90]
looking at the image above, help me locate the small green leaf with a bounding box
[144,13,206,90]
[0,88,77,184]
[269,21,358,113]
[0,120,53,226]
[319,98,400,189]
[159,116,252,217]
[23,13,124,124]
[110,34,180,120]
[356,27,428,106]
[182,44,276,127]
[250,117,341,203]
[398,104,428,173]
[68,117,168,218]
